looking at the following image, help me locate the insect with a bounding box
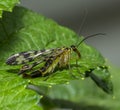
[6,33,105,78]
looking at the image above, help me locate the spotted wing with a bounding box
[6,49,57,65]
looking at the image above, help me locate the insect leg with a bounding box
[67,52,79,79]
[72,46,85,78]
[75,60,85,79]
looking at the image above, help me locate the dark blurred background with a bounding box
[21,0,120,67]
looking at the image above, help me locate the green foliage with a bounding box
[0,0,20,18]
[0,6,113,109]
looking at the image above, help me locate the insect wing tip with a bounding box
[6,55,17,65]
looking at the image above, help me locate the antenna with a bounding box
[76,33,106,47]
[77,8,88,35]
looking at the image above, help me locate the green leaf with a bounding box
[27,68,119,110]
[85,66,113,94]
[0,72,41,110]
[0,6,113,109]
[0,0,20,18]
